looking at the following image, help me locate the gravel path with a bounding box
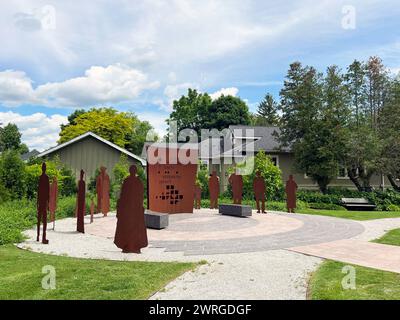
[351,217,400,241]
[150,250,322,300]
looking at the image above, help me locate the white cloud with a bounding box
[0,111,68,151]
[0,64,160,108]
[157,82,197,111]
[0,70,39,106]
[136,112,168,139]
[210,87,239,100]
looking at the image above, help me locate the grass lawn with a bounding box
[309,260,400,300]
[297,208,400,221]
[373,228,400,246]
[0,245,196,300]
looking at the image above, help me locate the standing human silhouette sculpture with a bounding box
[114,165,148,253]
[194,183,202,210]
[286,175,298,213]
[100,167,110,216]
[37,163,50,244]
[229,171,243,205]
[76,170,86,233]
[49,176,58,230]
[208,171,220,209]
[96,169,103,215]
[253,171,266,213]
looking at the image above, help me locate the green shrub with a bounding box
[0,196,80,245]
[224,151,284,201]
[59,166,77,197]
[196,166,209,198]
[0,182,10,203]
[387,204,400,212]
[0,150,26,199]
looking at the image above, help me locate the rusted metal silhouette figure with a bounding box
[49,176,58,230]
[76,170,86,233]
[37,163,49,244]
[101,167,110,216]
[229,172,243,205]
[96,169,103,215]
[90,199,95,223]
[194,184,202,209]
[208,171,220,209]
[114,165,148,253]
[286,175,298,213]
[253,171,266,213]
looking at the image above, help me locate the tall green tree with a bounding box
[279,62,322,146]
[379,78,400,191]
[60,109,87,131]
[0,123,22,152]
[279,63,351,193]
[206,95,251,131]
[253,94,280,126]
[167,89,212,135]
[167,89,251,137]
[344,57,388,191]
[59,107,153,155]
[366,56,389,129]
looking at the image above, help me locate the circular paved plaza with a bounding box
[85,209,365,255]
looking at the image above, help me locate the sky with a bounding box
[0,0,400,151]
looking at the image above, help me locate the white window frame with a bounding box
[269,155,280,168]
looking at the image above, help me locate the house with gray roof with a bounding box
[200,125,388,191]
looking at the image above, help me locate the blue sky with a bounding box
[0,0,400,151]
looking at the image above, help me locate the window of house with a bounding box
[337,163,349,179]
[270,156,279,168]
[200,160,209,171]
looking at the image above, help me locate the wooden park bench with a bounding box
[340,198,377,211]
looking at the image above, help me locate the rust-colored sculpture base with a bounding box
[253,171,266,214]
[208,171,219,209]
[37,163,50,245]
[76,170,85,233]
[114,165,148,253]
[286,175,298,213]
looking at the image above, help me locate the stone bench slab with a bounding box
[219,204,252,217]
[145,210,169,229]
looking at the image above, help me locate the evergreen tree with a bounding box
[254,94,279,126]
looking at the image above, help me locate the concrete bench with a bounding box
[219,204,252,217]
[145,210,169,229]
[340,198,377,211]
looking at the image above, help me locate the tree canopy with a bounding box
[167,89,251,137]
[253,94,280,126]
[0,123,28,154]
[59,107,155,155]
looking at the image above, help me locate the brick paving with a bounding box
[290,239,400,274]
[85,209,365,255]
